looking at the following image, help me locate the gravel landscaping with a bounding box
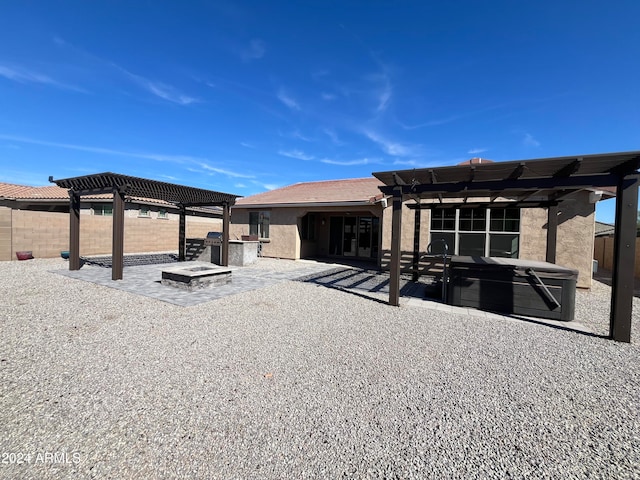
[1,258,639,479]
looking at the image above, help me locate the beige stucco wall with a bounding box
[380,203,429,271]
[518,193,595,288]
[231,205,383,260]
[2,207,221,260]
[231,196,597,287]
[555,192,596,288]
[378,195,595,288]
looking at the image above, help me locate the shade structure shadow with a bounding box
[80,253,179,268]
[294,267,427,304]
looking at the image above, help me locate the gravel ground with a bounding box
[1,258,639,479]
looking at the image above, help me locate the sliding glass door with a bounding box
[329,215,379,260]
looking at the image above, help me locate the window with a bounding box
[93,204,113,216]
[430,207,520,258]
[301,214,316,241]
[158,209,168,219]
[249,211,270,239]
[138,206,150,217]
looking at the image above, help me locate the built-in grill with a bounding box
[204,231,223,246]
[204,232,223,264]
[447,256,578,321]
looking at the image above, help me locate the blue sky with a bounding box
[1,1,638,222]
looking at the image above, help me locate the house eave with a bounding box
[232,201,380,210]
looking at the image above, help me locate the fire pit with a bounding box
[161,264,232,291]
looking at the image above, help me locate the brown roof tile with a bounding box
[235,177,385,206]
[0,182,112,200]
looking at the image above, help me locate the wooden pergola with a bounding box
[373,151,640,343]
[49,172,239,280]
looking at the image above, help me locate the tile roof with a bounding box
[0,182,73,200]
[235,177,386,206]
[0,181,223,215]
[595,221,615,237]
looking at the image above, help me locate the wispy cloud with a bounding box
[240,142,255,148]
[392,158,438,168]
[158,174,179,181]
[292,130,313,142]
[397,115,462,130]
[250,180,280,191]
[321,92,337,101]
[321,157,379,166]
[277,89,300,110]
[468,148,487,155]
[323,128,342,146]
[523,133,540,147]
[279,130,313,142]
[278,149,314,161]
[114,64,198,105]
[363,130,416,157]
[0,134,251,178]
[0,64,87,93]
[241,39,266,61]
[369,73,392,113]
[196,163,255,178]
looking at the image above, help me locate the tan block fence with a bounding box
[0,207,222,261]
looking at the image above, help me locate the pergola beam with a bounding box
[380,172,620,197]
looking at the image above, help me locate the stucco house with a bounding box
[0,182,222,261]
[231,162,613,289]
[230,177,386,262]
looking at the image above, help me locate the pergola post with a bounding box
[112,189,125,281]
[178,206,186,262]
[69,190,81,271]
[610,174,640,342]
[389,189,403,306]
[546,204,558,263]
[222,202,230,267]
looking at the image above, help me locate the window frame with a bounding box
[249,211,270,239]
[430,207,521,258]
[301,213,316,241]
[138,206,151,218]
[92,203,113,216]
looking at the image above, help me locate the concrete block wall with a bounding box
[0,206,13,261]
[1,209,222,260]
[12,210,70,259]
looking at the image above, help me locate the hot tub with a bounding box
[447,256,578,321]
